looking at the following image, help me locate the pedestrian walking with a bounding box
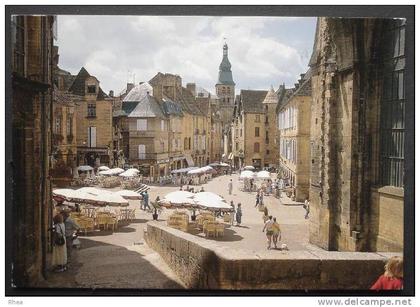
[236,203,242,226]
[272,217,281,249]
[371,256,403,290]
[230,201,235,225]
[262,206,269,223]
[143,191,150,211]
[228,179,233,195]
[62,210,80,263]
[255,191,260,207]
[262,215,274,250]
[52,213,67,272]
[304,199,310,219]
[259,190,264,205]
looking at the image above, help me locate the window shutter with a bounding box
[138,144,145,159]
[90,126,96,147]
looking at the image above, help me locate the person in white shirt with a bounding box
[304,199,310,219]
[228,179,233,195]
[262,215,274,250]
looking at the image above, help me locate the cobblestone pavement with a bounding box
[46,172,315,288]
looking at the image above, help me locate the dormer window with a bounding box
[87,85,96,94]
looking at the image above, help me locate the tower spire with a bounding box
[217,42,235,86]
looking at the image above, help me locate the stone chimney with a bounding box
[126,83,134,94]
[186,83,196,97]
[109,90,114,97]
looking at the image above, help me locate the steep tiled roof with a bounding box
[240,90,268,113]
[121,101,139,116]
[195,97,211,115]
[277,69,312,112]
[55,67,76,91]
[68,67,90,96]
[161,97,183,117]
[128,95,165,118]
[97,87,109,100]
[276,87,294,113]
[176,87,205,116]
[68,67,108,100]
[53,86,80,105]
[262,86,279,104]
[123,82,153,102]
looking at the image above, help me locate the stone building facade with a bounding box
[51,89,78,179]
[113,73,220,180]
[69,67,113,167]
[231,90,269,169]
[308,17,405,252]
[50,47,78,180]
[10,15,55,286]
[278,73,312,202]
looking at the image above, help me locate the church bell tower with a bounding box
[215,43,235,105]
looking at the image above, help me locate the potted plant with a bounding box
[151,201,161,220]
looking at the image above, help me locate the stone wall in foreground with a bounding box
[145,222,402,290]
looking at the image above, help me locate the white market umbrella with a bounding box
[119,169,139,177]
[99,168,125,176]
[77,187,129,206]
[244,165,255,171]
[115,189,142,200]
[126,168,140,173]
[57,187,127,206]
[187,168,205,175]
[159,190,196,208]
[240,170,256,179]
[98,166,110,171]
[257,170,271,180]
[188,166,214,175]
[192,192,233,212]
[53,188,81,200]
[193,192,223,202]
[78,165,94,172]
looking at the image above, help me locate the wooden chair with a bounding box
[129,209,136,221]
[223,214,231,223]
[106,215,117,231]
[205,223,216,238]
[216,223,225,237]
[96,214,109,230]
[77,218,95,236]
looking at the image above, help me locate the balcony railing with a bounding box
[129,130,157,138]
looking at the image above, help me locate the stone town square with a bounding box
[45,173,312,289]
[8,12,410,292]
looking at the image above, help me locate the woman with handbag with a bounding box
[52,213,67,272]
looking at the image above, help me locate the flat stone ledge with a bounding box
[145,221,402,290]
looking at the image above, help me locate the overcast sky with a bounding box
[57,16,317,95]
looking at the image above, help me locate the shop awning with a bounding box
[185,154,194,166]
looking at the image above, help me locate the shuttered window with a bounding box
[380,19,405,187]
[88,126,96,147]
[137,119,147,131]
[138,144,146,159]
